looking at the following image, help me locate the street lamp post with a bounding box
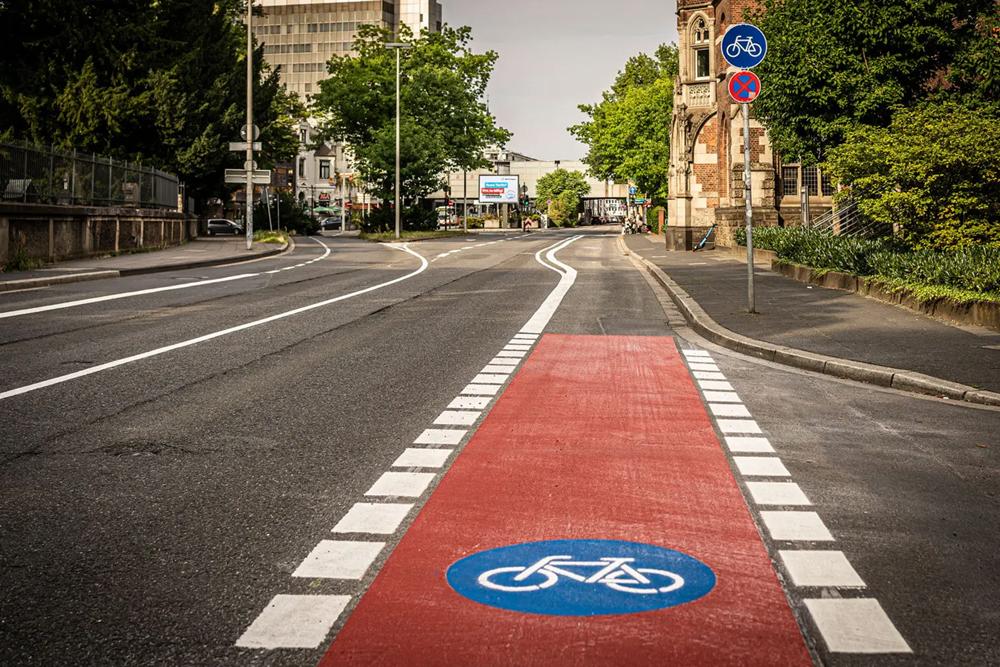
[384,42,412,240]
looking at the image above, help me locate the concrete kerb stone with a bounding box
[619,236,1000,409]
[0,270,120,292]
[0,240,290,289]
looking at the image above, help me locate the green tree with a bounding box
[547,190,582,227]
[749,0,993,162]
[570,45,678,203]
[535,169,590,207]
[311,25,510,230]
[0,0,302,204]
[823,101,1000,249]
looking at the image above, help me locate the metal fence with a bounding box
[0,141,180,210]
[808,198,893,238]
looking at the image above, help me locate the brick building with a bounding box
[666,0,835,249]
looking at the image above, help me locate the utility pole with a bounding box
[384,42,411,240]
[743,102,756,313]
[245,0,254,251]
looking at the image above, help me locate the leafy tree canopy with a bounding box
[824,100,1000,250]
[311,24,510,214]
[569,44,678,204]
[749,0,994,162]
[0,0,304,203]
[535,168,590,207]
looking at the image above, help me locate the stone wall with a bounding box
[1,203,197,267]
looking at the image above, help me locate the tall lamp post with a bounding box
[384,42,412,240]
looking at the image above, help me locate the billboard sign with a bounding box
[478,175,520,204]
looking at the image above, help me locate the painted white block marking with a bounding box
[448,396,491,410]
[703,391,742,403]
[514,333,539,340]
[471,374,509,385]
[434,410,481,426]
[747,481,812,506]
[780,550,866,587]
[682,350,712,358]
[414,428,466,445]
[461,384,501,396]
[760,511,834,541]
[717,419,762,434]
[693,371,727,381]
[699,380,735,391]
[496,350,527,358]
[392,448,453,469]
[503,344,532,351]
[709,403,752,418]
[236,594,350,648]
[365,471,436,497]
[688,363,721,372]
[292,540,384,579]
[488,358,519,367]
[332,503,412,534]
[482,365,516,374]
[804,599,911,653]
[733,456,790,477]
[725,436,775,453]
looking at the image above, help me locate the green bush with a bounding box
[823,101,1000,250]
[360,205,437,233]
[646,206,665,234]
[464,216,485,229]
[736,226,1000,296]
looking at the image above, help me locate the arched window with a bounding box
[691,17,711,80]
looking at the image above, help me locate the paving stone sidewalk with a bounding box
[625,235,1000,394]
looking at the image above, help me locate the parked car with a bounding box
[320,217,342,231]
[206,218,244,236]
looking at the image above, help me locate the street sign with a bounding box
[729,71,762,103]
[229,142,262,152]
[629,186,638,195]
[240,124,260,141]
[722,23,767,69]
[446,539,716,616]
[224,169,271,185]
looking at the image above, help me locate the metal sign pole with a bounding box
[245,1,254,251]
[743,102,756,313]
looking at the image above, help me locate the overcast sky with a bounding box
[444,1,680,161]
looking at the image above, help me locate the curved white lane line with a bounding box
[521,235,582,334]
[0,238,333,320]
[0,244,428,401]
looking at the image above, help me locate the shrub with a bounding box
[737,226,1000,296]
[646,206,665,234]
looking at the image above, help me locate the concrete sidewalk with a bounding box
[623,234,1000,399]
[0,237,288,292]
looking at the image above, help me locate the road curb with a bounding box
[0,241,290,290]
[618,236,1000,408]
[0,270,121,292]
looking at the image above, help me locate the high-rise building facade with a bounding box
[257,0,443,100]
[255,0,443,212]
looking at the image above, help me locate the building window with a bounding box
[821,173,836,196]
[695,49,710,79]
[298,157,306,179]
[803,166,819,196]
[299,128,308,144]
[691,17,710,80]
[319,160,330,179]
[781,166,799,197]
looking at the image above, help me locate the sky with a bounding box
[444,1,680,161]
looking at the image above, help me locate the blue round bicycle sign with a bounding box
[722,23,768,70]
[446,539,716,616]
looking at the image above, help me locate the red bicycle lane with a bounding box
[320,334,811,666]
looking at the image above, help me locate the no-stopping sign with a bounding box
[729,71,762,104]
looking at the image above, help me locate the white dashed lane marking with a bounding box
[392,448,453,469]
[365,472,436,497]
[292,541,384,580]
[433,410,481,426]
[235,595,350,649]
[682,347,911,655]
[448,396,491,410]
[414,428,467,445]
[332,503,413,535]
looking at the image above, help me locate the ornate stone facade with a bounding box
[666,0,833,250]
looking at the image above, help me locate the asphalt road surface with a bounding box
[1,228,997,666]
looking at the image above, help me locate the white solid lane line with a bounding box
[0,238,332,319]
[0,244,427,401]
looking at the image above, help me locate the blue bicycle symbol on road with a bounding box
[447,539,716,616]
